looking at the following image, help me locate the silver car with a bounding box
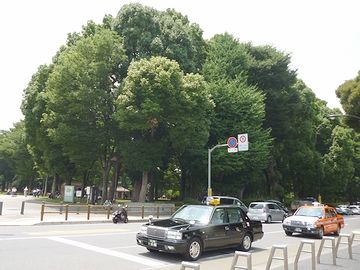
[247,202,287,223]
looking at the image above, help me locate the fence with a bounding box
[39,203,175,221]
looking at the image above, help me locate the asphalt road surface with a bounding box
[1,215,360,270]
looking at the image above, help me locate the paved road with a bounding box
[1,194,360,270]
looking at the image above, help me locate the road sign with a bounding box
[238,133,248,151]
[227,137,238,153]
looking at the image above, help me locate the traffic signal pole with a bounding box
[208,144,227,196]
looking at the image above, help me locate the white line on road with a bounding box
[47,236,167,267]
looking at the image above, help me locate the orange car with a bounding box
[282,205,344,238]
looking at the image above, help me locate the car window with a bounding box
[220,198,233,204]
[211,208,226,224]
[273,204,280,210]
[268,204,275,209]
[227,208,243,223]
[250,203,264,209]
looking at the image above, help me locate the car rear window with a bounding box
[250,203,265,209]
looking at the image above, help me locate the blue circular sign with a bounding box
[227,137,238,148]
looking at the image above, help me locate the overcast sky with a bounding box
[1,0,359,131]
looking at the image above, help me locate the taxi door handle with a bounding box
[224,226,230,231]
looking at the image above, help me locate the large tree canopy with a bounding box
[336,71,360,131]
[115,56,213,201]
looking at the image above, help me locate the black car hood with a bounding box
[150,218,193,230]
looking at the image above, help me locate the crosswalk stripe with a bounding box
[47,236,167,267]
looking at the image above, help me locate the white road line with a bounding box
[47,236,167,267]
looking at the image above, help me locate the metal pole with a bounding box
[207,144,227,196]
[0,201,3,215]
[20,201,25,215]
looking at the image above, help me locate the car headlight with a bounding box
[283,219,290,225]
[139,226,147,235]
[166,230,182,240]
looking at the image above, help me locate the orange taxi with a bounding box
[282,205,344,238]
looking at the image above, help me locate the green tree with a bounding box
[322,126,356,202]
[112,3,207,74]
[43,28,127,202]
[0,122,37,189]
[335,71,360,131]
[116,56,213,201]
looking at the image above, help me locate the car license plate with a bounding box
[149,239,157,247]
[294,228,301,232]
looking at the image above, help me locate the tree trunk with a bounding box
[132,179,141,201]
[109,160,119,201]
[138,171,148,202]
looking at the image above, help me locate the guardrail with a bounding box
[39,203,175,221]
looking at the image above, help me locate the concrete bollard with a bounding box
[265,245,288,270]
[335,233,352,259]
[317,236,336,265]
[230,251,252,270]
[180,261,200,270]
[294,240,316,270]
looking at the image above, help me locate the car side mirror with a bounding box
[148,215,153,224]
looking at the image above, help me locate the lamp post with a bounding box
[208,143,227,196]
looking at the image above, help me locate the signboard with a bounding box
[76,190,82,198]
[227,137,238,153]
[238,133,249,151]
[64,185,75,203]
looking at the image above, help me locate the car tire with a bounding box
[240,233,252,252]
[266,216,272,223]
[184,238,202,261]
[317,227,324,239]
[285,231,293,236]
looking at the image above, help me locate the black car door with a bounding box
[203,207,229,248]
[225,207,246,245]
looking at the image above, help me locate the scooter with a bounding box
[112,205,128,223]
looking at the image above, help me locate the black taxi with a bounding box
[136,199,264,260]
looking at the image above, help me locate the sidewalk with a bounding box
[0,194,162,226]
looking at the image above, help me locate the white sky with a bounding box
[1,0,359,131]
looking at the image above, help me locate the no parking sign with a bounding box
[238,133,248,151]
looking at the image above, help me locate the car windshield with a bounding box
[172,205,213,224]
[295,207,324,217]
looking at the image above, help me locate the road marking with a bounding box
[28,228,129,236]
[47,236,167,267]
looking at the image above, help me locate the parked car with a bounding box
[282,205,344,238]
[136,200,263,261]
[247,201,287,223]
[202,195,248,213]
[348,205,360,215]
[263,200,289,214]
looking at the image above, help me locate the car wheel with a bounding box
[317,227,324,239]
[240,233,252,252]
[266,216,272,223]
[184,238,202,261]
[285,231,293,236]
